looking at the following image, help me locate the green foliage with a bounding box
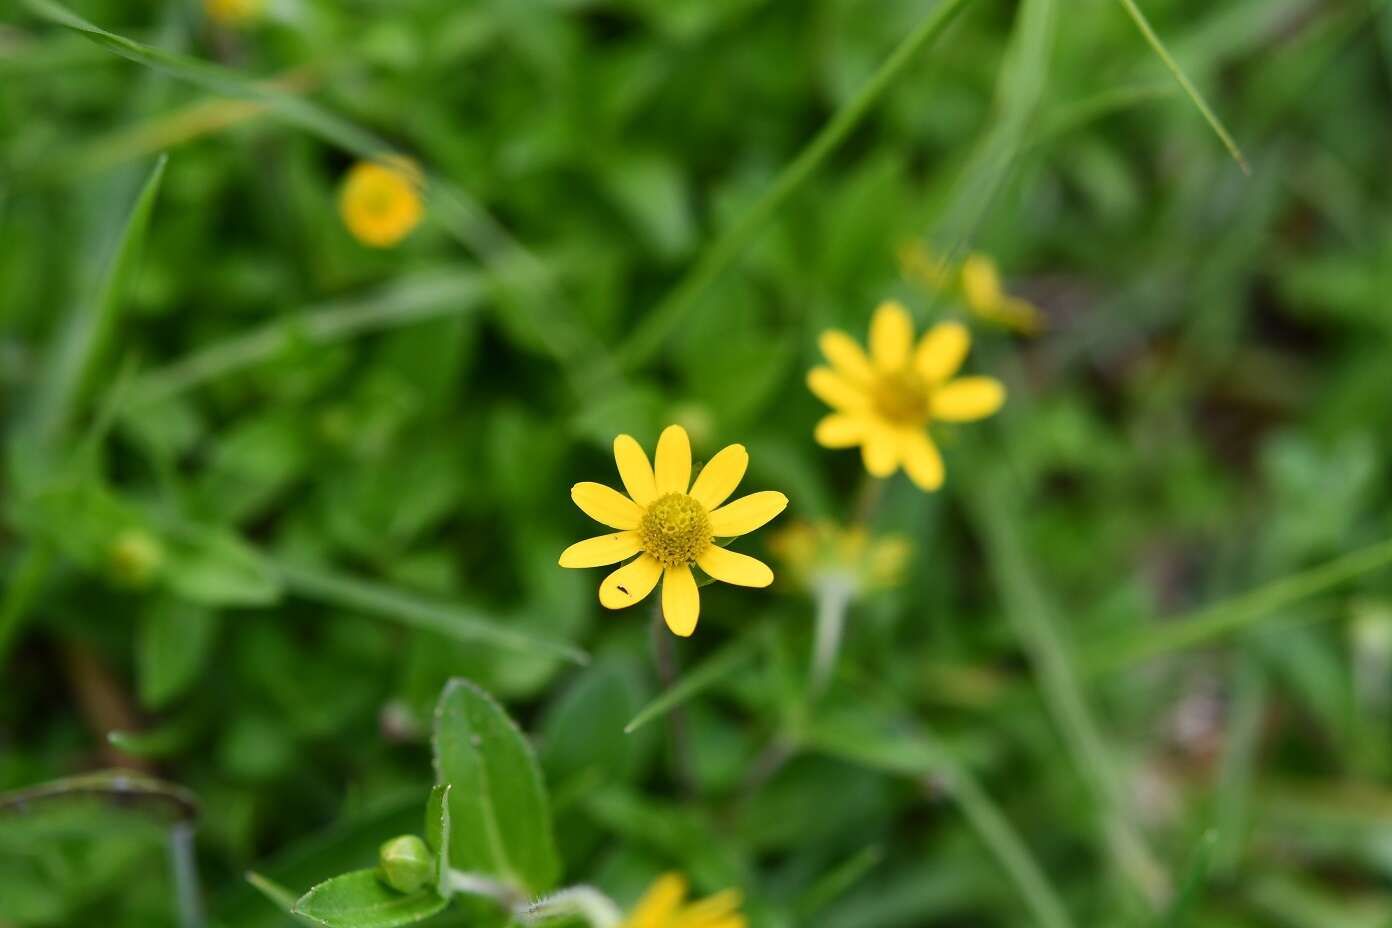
[295,870,447,928]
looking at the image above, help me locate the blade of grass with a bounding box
[128,269,484,404]
[807,717,1075,928]
[30,154,166,442]
[965,474,1169,906]
[272,561,588,666]
[623,636,757,734]
[1115,0,1249,173]
[615,0,976,370]
[1082,536,1392,672]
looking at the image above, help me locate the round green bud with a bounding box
[107,529,164,589]
[378,834,434,893]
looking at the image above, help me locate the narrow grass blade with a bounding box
[965,474,1169,906]
[1161,830,1218,926]
[245,871,309,919]
[129,270,484,404]
[624,637,756,734]
[31,153,165,441]
[616,0,976,369]
[1082,536,1392,672]
[274,561,588,666]
[807,718,1074,928]
[1115,0,1249,173]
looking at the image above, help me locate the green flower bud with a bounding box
[108,529,164,589]
[378,834,434,893]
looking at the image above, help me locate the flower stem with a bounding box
[650,604,698,794]
[810,579,854,696]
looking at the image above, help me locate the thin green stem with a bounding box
[1082,536,1392,673]
[1115,0,1249,173]
[966,477,1169,906]
[616,0,976,369]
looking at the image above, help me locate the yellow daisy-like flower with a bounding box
[204,0,264,26]
[768,520,910,595]
[559,425,788,637]
[621,873,746,928]
[808,301,1005,492]
[338,157,424,248]
[898,241,1045,336]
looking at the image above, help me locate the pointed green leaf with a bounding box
[432,679,559,895]
[293,870,447,928]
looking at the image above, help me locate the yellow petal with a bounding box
[661,565,700,636]
[869,300,913,371]
[931,376,1005,421]
[709,491,788,537]
[689,444,748,511]
[558,531,642,568]
[861,423,898,477]
[818,330,874,385]
[806,367,870,412]
[814,414,866,449]
[672,889,743,926]
[697,546,773,588]
[654,424,692,495]
[960,253,1004,311]
[598,554,663,610]
[614,434,657,507]
[626,873,688,927]
[899,430,944,492]
[571,482,643,529]
[914,321,970,384]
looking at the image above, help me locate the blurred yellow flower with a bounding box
[559,425,788,637]
[808,301,1005,492]
[204,0,264,26]
[338,157,424,248]
[622,873,746,928]
[899,241,1045,335]
[769,520,910,595]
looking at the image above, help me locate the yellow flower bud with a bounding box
[108,529,164,589]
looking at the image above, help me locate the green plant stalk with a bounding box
[616,0,976,370]
[807,721,1074,928]
[624,635,756,734]
[966,479,1169,906]
[1114,0,1249,173]
[1083,536,1392,672]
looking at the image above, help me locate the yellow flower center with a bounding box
[871,369,931,426]
[640,492,712,568]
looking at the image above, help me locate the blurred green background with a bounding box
[3,0,1392,925]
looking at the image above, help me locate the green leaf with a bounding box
[432,678,559,896]
[423,784,452,896]
[293,870,447,928]
[164,530,282,608]
[136,600,219,709]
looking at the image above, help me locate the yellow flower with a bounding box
[899,241,1045,335]
[621,873,746,928]
[959,253,1045,336]
[338,157,424,248]
[559,425,788,637]
[204,0,264,26]
[768,520,910,595]
[809,301,1005,492]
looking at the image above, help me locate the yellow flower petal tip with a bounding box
[560,427,787,637]
[807,308,1004,492]
[338,157,424,248]
[204,0,264,26]
[621,872,746,928]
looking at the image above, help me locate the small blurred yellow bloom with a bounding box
[622,873,746,928]
[204,0,264,26]
[899,241,1045,335]
[808,301,1005,492]
[338,157,424,248]
[559,425,788,637]
[769,520,910,595]
[108,528,164,589]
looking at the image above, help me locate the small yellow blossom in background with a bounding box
[621,873,746,928]
[204,0,264,27]
[898,240,1045,335]
[769,520,910,596]
[338,157,424,248]
[107,528,164,589]
[808,301,1005,492]
[559,425,788,637]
